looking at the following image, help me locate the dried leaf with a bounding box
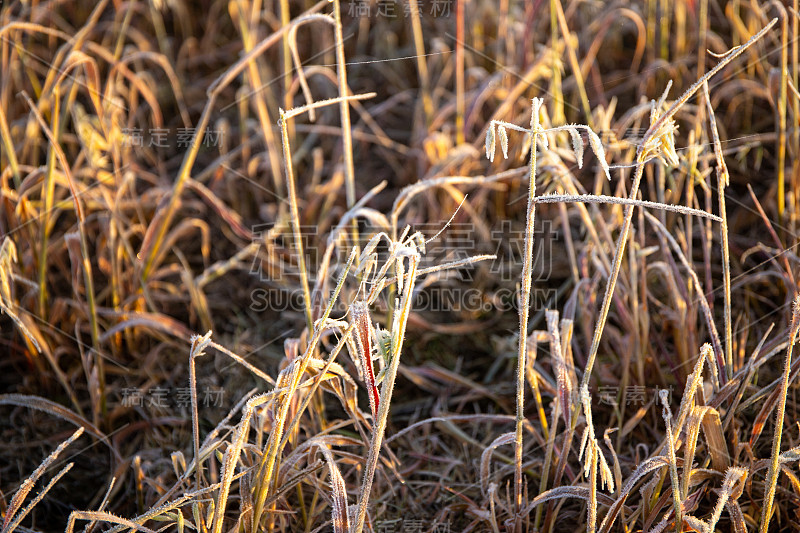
[547,310,571,424]
[707,467,747,532]
[319,447,350,533]
[597,457,669,533]
[682,515,707,532]
[726,501,747,533]
[700,407,730,472]
[480,432,515,496]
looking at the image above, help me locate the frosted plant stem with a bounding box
[514,98,542,525]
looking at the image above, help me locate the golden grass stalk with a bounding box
[275,91,375,331]
[525,333,550,440]
[548,0,564,124]
[407,0,432,126]
[759,293,800,532]
[228,0,284,199]
[769,2,788,222]
[552,0,593,126]
[36,85,60,319]
[455,0,465,144]
[280,0,293,117]
[331,0,357,211]
[794,0,799,178]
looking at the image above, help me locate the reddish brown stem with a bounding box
[352,302,379,418]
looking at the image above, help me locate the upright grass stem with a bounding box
[408,0,432,127]
[514,98,542,525]
[230,0,285,201]
[279,111,314,332]
[759,295,800,532]
[332,0,356,210]
[770,2,788,224]
[37,87,60,319]
[703,81,734,382]
[455,0,465,144]
[552,0,592,126]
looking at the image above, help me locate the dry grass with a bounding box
[2,0,800,531]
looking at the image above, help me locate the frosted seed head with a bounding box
[587,129,611,180]
[485,124,496,162]
[569,128,584,169]
[498,125,509,159]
